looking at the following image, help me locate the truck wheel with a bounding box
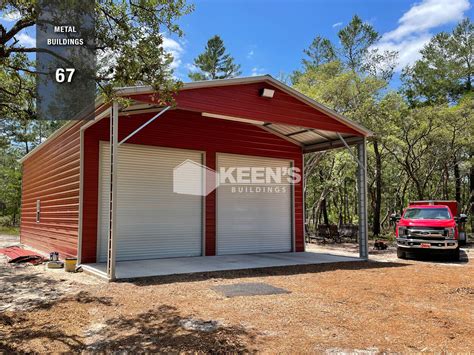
[397,247,406,259]
[450,247,460,262]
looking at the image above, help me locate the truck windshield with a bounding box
[404,208,451,220]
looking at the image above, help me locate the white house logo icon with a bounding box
[173,160,219,196]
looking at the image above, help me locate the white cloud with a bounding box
[1,10,21,22]
[185,63,197,72]
[247,50,254,59]
[16,32,36,47]
[383,0,469,42]
[377,33,433,70]
[332,22,343,28]
[161,36,184,70]
[374,0,470,70]
[251,67,265,76]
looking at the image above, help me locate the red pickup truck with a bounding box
[394,201,467,261]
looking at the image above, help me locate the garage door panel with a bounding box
[217,154,292,255]
[99,143,202,262]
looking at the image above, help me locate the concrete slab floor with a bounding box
[82,251,362,280]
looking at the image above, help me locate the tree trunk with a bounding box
[321,198,329,225]
[415,181,424,200]
[311,188,317,232]
[453,157,461,204]
[343,181,349,223]
[443,164,449,199]
[372,140,382,236]
[400,179,409,215]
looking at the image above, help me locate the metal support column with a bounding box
[107,101,119,280]
[357,137,369,259]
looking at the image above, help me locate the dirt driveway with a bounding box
[1,235,473,353]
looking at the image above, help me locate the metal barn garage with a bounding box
[20,76,372,280]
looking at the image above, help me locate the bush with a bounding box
[0,215,13,227]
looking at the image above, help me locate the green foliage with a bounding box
[401,18,473,106]
[188,35,241,81]
[296,16,473,236]
[94,0,194,102]
[293,61,387,122]
[0,146,22,226]
[337,15,379,71]
[0,0,193,225]
[0,225,20,235]
[302,36,337,68]
[294,61,392,232]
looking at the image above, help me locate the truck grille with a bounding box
[407,227,446,239]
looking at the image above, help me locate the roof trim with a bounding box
[18,104,109,163]
[114,75,272,95]
[264,76,373,137]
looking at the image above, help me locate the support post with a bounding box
[357,138,369,259]
[302,155,306,251]
[107,101,119,280]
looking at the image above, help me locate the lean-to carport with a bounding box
[77,75,371,281]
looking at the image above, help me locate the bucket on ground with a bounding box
[65,257,77,272]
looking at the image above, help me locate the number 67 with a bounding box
[55,68,75,83]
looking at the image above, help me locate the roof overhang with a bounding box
[20,75,372,163]
[117,75,371,153]
[118,75,372,138]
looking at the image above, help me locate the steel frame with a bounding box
[104,100,369,280]
[356,138,369,259]
[106,102,171,280]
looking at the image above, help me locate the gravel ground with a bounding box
[1,235,473,353]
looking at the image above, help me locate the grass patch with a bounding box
[0,226,19,236]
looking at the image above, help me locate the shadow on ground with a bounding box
[88,305,256,353]
[0,293,97,352]
[0,267,71,312]
[0,302,256,353]
[403,249,469,264]
[126,260,409,286]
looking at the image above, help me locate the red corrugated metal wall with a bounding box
[20,121,83,258]
[81,110,304,263]
[23,81,350,262]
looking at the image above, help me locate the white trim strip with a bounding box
[202,112,265,125]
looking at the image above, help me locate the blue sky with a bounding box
[168,0,473,85]
[1,0,472,87]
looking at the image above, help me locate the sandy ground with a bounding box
[1,235,473,353]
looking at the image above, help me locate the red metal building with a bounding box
[20,76,371,280]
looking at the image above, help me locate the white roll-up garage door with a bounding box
[98,143,203,262]
[216,154,293,255]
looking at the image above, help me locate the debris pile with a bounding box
[0,246,45,265]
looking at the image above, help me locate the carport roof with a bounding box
[118,75,372,153]
[20,75,372,163]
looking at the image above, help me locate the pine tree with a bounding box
[189,35,241,81]
[302,36,337,68]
